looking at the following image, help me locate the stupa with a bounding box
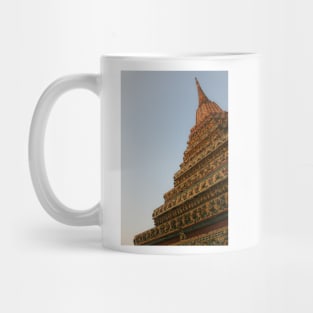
[133,78,228,245]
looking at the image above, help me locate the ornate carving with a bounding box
[154,165,228,220]
[133,195,228,245]
[174,141,228,185]
[175,227,228,246]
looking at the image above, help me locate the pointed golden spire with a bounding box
[195,77,223,124]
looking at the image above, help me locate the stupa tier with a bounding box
[134,78,228,245]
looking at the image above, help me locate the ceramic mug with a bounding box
[29,53,260,254]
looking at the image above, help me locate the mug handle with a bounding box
[29,74,101,226]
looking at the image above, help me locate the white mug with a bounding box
[29,53,260,254]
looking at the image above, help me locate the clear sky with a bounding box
[121,71,228,245]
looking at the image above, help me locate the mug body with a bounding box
[100,53,260,254]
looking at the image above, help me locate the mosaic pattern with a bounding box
[175,227,228,246]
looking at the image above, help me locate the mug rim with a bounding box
[101,52,259,60]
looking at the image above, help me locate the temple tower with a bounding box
[134,78,228,245]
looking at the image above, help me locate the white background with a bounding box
[1,0,313,312]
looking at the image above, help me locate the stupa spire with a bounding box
[195,77,223,124]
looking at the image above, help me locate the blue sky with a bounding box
[121,71,228,244]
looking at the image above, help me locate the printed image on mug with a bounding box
[121,71,228,245]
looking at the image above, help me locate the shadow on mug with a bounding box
[27,224,105,252]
